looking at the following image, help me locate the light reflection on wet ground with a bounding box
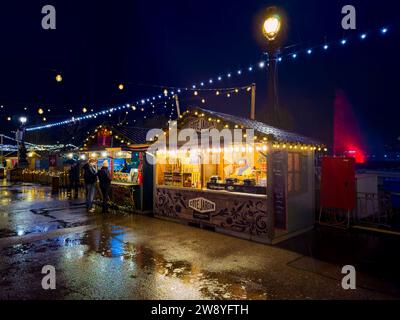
[0,181,399,299]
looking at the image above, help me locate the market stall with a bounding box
[79,125,154,213]
[154,107,326,244]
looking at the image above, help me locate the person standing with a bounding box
[97,160,111,213]
[68,161,80,199]
[82,158,97,212]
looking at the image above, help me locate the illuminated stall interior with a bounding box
[156,108,326,194]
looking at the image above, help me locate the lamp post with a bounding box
[16,116,28,168]
[262,7,283,126]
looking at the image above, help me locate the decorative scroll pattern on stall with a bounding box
[271,150,288,230]
[108,185,136,211]
[155,187,268,237]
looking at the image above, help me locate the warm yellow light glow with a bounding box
[194,91,198,96]
[82,107,87,113]
[263,15,281,41]
[91,152,97,158]
[118,83,124,90]
[38,108,44,115]
[55,74,63,82]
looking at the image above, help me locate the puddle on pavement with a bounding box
[1,222,268,299]
[71,224,268,299]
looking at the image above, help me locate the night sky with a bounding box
[0,0,399,155]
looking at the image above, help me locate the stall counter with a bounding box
[154,185,269,243]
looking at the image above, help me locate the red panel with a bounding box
[320,156,356,211]
[97,129,111,147]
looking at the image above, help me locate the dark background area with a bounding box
[0,0,399,153]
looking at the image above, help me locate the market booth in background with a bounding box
[79,125,154,214]
[154,108,325,244]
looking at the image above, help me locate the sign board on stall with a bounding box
[187,118,216,132]
[271,150,288,230]
[189,197,216,213]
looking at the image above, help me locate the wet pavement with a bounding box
[0,180,399,300]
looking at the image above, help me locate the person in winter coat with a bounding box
[97,160,111,213]
[82,158,97,212]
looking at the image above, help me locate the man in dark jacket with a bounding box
[82,158,97,212]
[68,161,80,199]
[97,160,111,213]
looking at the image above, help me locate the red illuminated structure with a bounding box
[333,90,366,164]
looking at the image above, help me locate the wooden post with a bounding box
[250,84,256,120]
[175,95,181,118]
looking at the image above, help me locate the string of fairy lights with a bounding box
[0,134,77,151]
[25,93,177,131]
[184,25,391,90]
[0,24,392,132]
[158,109,328,153]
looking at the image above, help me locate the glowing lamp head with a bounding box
[118,83,124,90]
[55,74,63,82]
[38,108,44,115]
[19,116,27,124]
[263,15,281,41]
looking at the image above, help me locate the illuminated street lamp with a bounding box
[262,7,284,126]
[262,14,281,41]
[55,74,63,82]
[19,116,27,125]
[16,116,28,168]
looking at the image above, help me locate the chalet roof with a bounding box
[112,126,150,145]
[194,107,321,145]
